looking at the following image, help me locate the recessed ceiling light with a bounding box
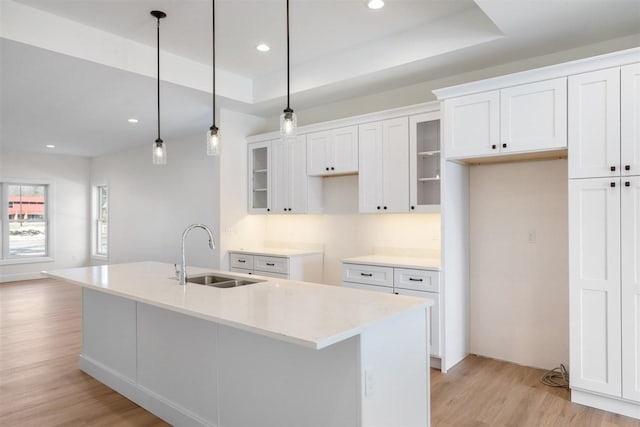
[366,0,384,9]
[256,44,270,52]
[128,118,139,123]
[46,144,56,148]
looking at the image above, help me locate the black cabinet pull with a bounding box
[377,206,381,210]
[611,182,616,188]
[267,208,270,212]
[625,181,631,187]
[394,292,399,295]
[360,273,373,277]
[266,263,275,266]
[502,143,507,148]
[325,167,329,171]
[491,144,497,150]
[611,166,616,172]
[383,206,387,210]
[284,208,287,211]
[331,167,335,170]
[238,259,246,263]
[409,278,423,282]
[625,165,631,171]
[411,206,415,210]
[288,208,292,211]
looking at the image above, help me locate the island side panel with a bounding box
[360,308,429,427]
[217,325,360,427]
[81,288,137,382]
[136,303,219,426]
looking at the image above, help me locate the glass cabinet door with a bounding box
[410,112,441,212]
[248,141,271,213]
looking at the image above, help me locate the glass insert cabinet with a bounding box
[410,112,441,212]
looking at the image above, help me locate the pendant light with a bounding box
[151,10,167,165]
[280,0,297,138]
[206,0,221,156]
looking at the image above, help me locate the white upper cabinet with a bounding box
[358,118,409,213]
[622,176,640,403]
[443,90,499,159]
[271,136,322,214]
[621,63,640,177]
[443,78,568,160]
[568,67,621,179]
[248,141,271,214]
[307,126,358,176]
[409,112,441,212]
[500,78,567,153]
[569,178,622,397]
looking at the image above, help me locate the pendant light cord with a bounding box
[212,0,216,127]
[286,0,290,110]
[156,16,161,141]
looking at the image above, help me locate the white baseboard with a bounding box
[0,272,46,283]
[79,355,214,427]
[572,389,640,420]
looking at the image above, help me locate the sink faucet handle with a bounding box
[174,263,181,280]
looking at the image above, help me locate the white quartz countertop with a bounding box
[229,248,322,257]
[44,262,431,350]
[342,255,441,270]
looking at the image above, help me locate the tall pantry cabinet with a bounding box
[569,63,640,415]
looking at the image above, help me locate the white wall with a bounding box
[91,135,220,270]
[0,148,91,282]
[263,34,639,130]
[265,175,441,285]
[217,108,267,270]
[469,159,569,370]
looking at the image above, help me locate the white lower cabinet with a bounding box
[228,251,323,282]
[342,262,441,362]
[570,175,640,416]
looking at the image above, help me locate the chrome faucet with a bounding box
[177,224,215,286]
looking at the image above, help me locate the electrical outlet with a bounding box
[365,368,375,397]
[528,230,536,244]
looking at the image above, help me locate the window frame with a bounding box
[91,183,109,261]
[0,179,55,265]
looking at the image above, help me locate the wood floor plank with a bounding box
[1,279,638,426]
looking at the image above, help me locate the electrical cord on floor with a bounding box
[540,364,570,389]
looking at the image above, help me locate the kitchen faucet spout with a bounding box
[178,224,216,286]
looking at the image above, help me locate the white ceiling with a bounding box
[1,0,639,157]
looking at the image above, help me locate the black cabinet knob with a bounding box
[325,167,329,171]
[394,292,399,295]
[267,208,270,212]
[284,208,287,211]
[625,165,631,171]
[331,167,335,170]
[377,206,380,210]
[288,208,292,211]
[491,144,497,150]
[625,182,631,187]
[502,143,507,148]
[383,206,387,210]
[411,206,415,210]
[611,166,616,172]
[611,182,616,187]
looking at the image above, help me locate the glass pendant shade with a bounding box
[152,140,167,165]
[280,109,297,138]
[207,126,221,156]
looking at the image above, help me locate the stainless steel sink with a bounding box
[186,273,261,288]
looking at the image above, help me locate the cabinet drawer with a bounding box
[230,253,254,270]
[342,263,393,287]
[254,256,289,275]
[394,268,440,292]
[254,271,289,280]
[342,281,393,294]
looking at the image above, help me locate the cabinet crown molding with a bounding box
[247,101,439,144]
[433,47,640,100]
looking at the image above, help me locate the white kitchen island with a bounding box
[44,262,432,427]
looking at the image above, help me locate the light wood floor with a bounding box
[1,279,638,427]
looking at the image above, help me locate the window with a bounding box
[93,185,109,258]
[1,182,50,261]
